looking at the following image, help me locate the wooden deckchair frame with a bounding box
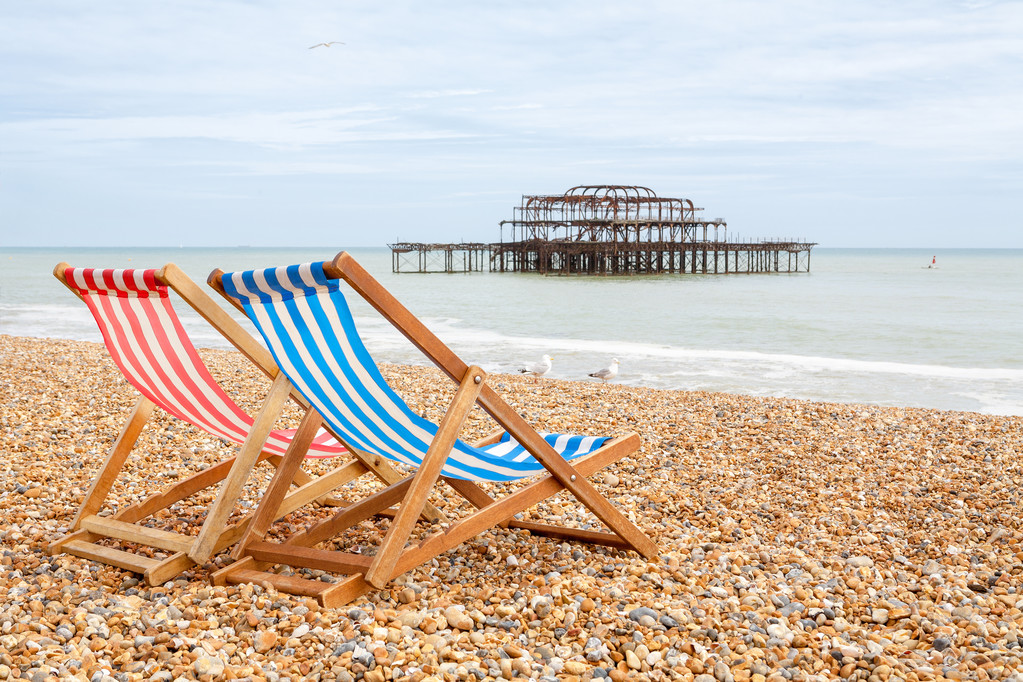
[48,262,428,585]
[208,252,657,606]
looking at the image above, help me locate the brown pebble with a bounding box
[253,630,277,654]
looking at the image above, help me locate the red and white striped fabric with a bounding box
[64,267,346,458]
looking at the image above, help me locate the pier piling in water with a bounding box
[389,185,816,274]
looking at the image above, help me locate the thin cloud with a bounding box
[405,89,494,99]
[0,110,482,150]
[491,103,543,111]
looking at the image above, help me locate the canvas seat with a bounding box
[208,252,657,606]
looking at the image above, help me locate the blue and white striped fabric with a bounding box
[220,262,609,482]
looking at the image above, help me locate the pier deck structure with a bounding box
[390,242,491,273]
[389,185,816,275]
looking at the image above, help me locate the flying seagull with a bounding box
[519,354,553,380]
[588,358,619,383]
[309,41,345,49]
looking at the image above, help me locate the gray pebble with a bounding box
[627,606,659,623]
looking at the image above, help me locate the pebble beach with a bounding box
[2,334,1022,682]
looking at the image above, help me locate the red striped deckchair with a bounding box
[49,262,422,585]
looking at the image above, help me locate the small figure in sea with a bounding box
[589,358,619,383]
[519,354,553,380]
[309,41,345,49]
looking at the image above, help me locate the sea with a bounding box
[2,247,1021,416]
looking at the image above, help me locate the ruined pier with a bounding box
[389,185,816,275]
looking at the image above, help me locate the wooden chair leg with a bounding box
[231,408,323,558]
[70,396,155,530]
[364,366,486,588]
[189,372,293,563]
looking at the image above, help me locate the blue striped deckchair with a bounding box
[208,252,657,607]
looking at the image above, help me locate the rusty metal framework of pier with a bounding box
[389,185,816,275]
[390,242,490,273]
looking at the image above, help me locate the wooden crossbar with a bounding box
[213,559,374,608]
[246,542,373,574]
[221,568,332,598]
[505,520,631,549]
[63,540,159,574]
[80,516,195,554]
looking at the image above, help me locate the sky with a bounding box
[1,1,1021,248]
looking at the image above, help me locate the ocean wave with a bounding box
[412,316,1023,381]
[3,303,1020,415]
[5,303,1021,383]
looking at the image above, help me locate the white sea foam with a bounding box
[411,315,1023,381]
[0,303,101,342]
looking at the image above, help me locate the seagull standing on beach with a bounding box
[589,358,619,383]
[519,354,553,380]
[309,41,345,49]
